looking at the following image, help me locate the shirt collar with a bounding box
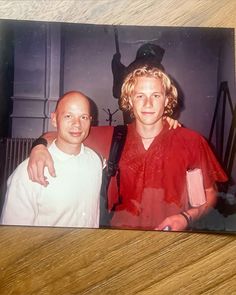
[49,140,85,161]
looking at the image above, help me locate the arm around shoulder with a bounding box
[27,132,57,186]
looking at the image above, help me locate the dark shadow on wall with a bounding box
[88,97,99,126]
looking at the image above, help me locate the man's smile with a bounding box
[69,131,82,137]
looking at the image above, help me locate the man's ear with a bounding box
[51,112,57,128]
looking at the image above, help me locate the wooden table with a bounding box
[0,1,236,293]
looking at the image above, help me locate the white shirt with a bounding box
[1,141,102,228]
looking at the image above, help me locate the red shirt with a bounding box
[110,123,227,229]
[85,123,227,229]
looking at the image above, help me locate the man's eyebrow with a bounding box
[134,91,162,94]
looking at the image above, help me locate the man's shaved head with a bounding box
[55,91,91,114]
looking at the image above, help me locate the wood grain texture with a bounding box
[0,1,235,294]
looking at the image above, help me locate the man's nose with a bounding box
[144,96,153,107]
[72,117,81,127]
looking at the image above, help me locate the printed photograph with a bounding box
[0,19,235,233]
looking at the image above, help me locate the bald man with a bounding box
[1,91,102,228]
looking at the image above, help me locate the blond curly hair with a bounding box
[120,66,178,116]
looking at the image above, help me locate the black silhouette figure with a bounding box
[112,42,165,100]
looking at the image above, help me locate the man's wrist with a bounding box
[31,137,48,150]
[180,211,193,228]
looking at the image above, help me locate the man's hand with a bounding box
[27,144,56,187]
[165,116,181,129]
[156,187,217,232]
[156,214,188,231]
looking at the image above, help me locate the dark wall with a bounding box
[0,22,14,138]
[9,21,61,138]
[62,25,235,137]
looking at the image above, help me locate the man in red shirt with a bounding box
[109,66,227,230]
[27,66,227,231]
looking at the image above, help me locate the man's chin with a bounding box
[69,137,85,144]
[140,118,160,125]
[65,135,83,144]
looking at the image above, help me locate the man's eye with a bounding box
[136,94,144,99]
[153,94,160,99]
[65,114,72,119]
[81,115,89,120]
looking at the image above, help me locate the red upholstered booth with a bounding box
[84,125,114,160]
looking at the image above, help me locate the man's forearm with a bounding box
[28,132,57,186]
[185,186,217,223]
[156,186,217,231]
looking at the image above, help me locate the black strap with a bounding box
[99,125,127,227]
[107,125,128,178]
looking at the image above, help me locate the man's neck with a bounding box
[135,119,164,139]
[135,119,164,150]
[55,139,82,155]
